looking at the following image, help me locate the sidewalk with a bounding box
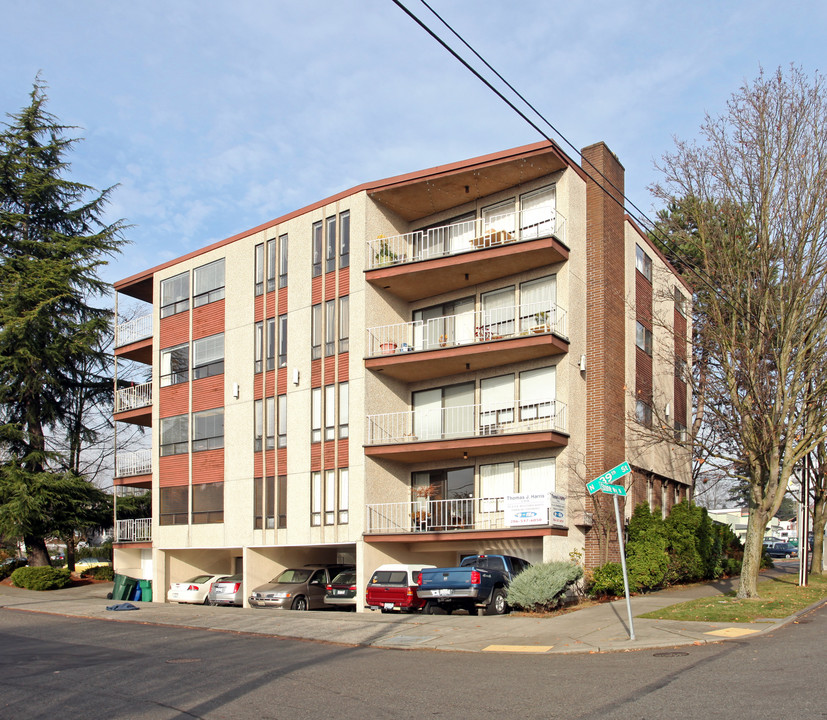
[0,569,814,655]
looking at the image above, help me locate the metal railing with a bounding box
[366,399,566,445]
[366,494,565,534]
[367,206,566,270]
[115,381,152,413]
[115,449,152,478]
[115,314,152,348]
[366,301,567,356]
[115,518,152,543]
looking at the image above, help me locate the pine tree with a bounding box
[0,79,126,565]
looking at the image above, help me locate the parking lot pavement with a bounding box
[0,572,814,655]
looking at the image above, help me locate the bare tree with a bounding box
[651,66,827,598]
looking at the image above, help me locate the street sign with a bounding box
[600,483,627,497]
[587,461,631,494]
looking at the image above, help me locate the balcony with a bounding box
[115,518,151,543]
[366,493,566,536]
[366,301,568,382]
[365,399,568,463]
[114,381,152,426]
[114,314,152,363]
[366,208,568,302]
[114,449,152,485]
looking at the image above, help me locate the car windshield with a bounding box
[370,570,408,585]
[273,568,312,584]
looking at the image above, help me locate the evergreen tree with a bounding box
[0,80,126,565]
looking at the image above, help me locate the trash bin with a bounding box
[112,573,139,601]
[138,579,152,602]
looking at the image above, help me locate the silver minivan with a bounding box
[249,564,354,611]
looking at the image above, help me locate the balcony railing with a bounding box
[115,449,152,478]
[115,381,152,413]
[366,493,566,534]
[366,399,566,445]
[367,206,566,270]
[115,518,152,543]
[115,314,152,348]
[367,301,567,356]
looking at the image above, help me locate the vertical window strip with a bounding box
[311,471,321,525]
[338,468,349,524]
[324,469,335,525]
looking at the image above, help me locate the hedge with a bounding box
[506,561,583,612]
[10,566,72,591]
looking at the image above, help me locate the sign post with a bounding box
[587,462,635,641]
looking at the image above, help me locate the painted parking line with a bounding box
[483,644,553,653]
[704,627,760,638]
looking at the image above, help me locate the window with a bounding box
[636,245,652,282]
[278,234,288,288]
[481,198,516,238]
[160,414,188,456]
[311,471,321,525]
[160,271,189,318]
[325,299,335,356]
[266,317,275,370]
[265,396,275,450]
[193,333,224,379]
[254,399,263,452]
[519,457,556,494]
[413,297,474,349]
[325,385,335,441]
[480,374,515,430]
[636,399,653,427]
[311,304,322,360]
[194,258,225,307]
[519,366,555,421]
[254,476,276,529]
[325,469,335,524]
[255,243,264,296]
[254,322,263,373]
[339,211,350,268]
[254,477,263,528]
[338,382,349,439]
[480,462,514,511]
[160,343,188,387]
[193,408,224,451]
[277,475,287,528]
[481,286,515,338]
[267,238,276,293]
[160,486,188,525]
[325,216,336,273]
[520,275,556,333]
[636,321,653,355]
[339,296,349,353]
[413,382,474,440]
[675,287,687,317]
[278,315,287,368]
[338,468,349,524]
[675,355,687,381]
[674,420,688,442]
[520,185,555,239]
[661,483,668,519]
[311,387,322,442]
[277,395,287,448]
[312,221,322,277]
[192,481,223,524]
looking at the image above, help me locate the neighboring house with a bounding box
[707,507,782,544]
[111,140,692,605]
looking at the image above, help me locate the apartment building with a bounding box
[111,140,692,605]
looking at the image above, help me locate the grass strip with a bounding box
[638,572,827,623]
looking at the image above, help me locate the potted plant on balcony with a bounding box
[533,310,550,333]
[374,237,398,267]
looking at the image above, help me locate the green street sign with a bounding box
[600,483,627,497]
[587,461,631,495]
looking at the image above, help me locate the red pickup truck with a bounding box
[366,564,435,613]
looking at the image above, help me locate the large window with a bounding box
[519,275,556,332]
[278,234,289,289]
[311,471,322,526]
[311,304,322,360]
[266,317,276,370]
[193,333,224,379]
[636,244,652,282]
[479,462,514,511]
[254,399,263,452]
[636,399,653,427]
[254,322,263,373]
[338,468,349,524]
[277,475,287,528]
[338,382,349,439]
[325,299,335,356]
[636,321,653,355]
[192,481,223,524]
[160,414,188,456]
[255,243,264,296]
[339,211,350,268]
[311,387,322,443]
[324,469,335,525]
[278,315,287,368]
[160,486,188,525]
[325,385,335,441]
[520,185,555,239]
[325,216,336,273]
[519,457,556,493]
[160,271,189,318]
[413,382,474,440]
[277,395,287,448]
[480,374,515,430]
[254,476,276,529]
[194,258,225,307]
[519,366,555,420]
[265,396,275,450]
[675,287,687,317]
[160,343,188,387]
[267,237,276,293]
[193,408,224,451]
[480,286,515,338]
[312,221,322,277]
[339,296,349,353]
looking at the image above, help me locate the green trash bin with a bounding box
[138,579,152,602]
[112,573,138,601]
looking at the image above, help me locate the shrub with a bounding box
[0,558,27,581]
[10,566,72,591]
[625,502,668,591]
[506,561,583,612]
[664,501,706,583]
[81,565,114,581]
[588,562,625,597]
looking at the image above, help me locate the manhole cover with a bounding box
[653,651,689,657]
[165,658,202,664]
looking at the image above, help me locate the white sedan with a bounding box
[168,574,227,604]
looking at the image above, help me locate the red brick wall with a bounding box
[192,449,224,484]
[160,311,189,348]
[191,375,224,412]
[160,383,188,418]
[192,298,224,340]
[159,454,189,487]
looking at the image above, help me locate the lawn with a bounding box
[639,572,827,623]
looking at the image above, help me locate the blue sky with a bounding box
[2,0,826,289]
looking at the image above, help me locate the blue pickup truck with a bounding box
[416,554,531,615]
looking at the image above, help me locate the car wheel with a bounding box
[203,596,212,605]
[786,553,791,559]
[292,596,308,611]
[486,588,508,615]
[423,601,437,614]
